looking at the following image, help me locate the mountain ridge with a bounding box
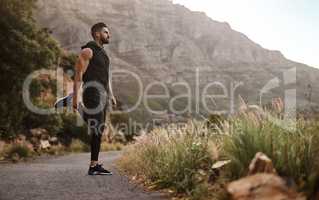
[34,0,319,116]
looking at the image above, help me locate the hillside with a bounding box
[34,0,319,119]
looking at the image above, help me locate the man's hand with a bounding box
[111,95,117,108]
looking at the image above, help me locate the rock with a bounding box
[40,133,50,140]
[30,136,41,151]
[248,152,276,175]
[40,140,51,149]
[14,134,27,145]
[209,160,231,183]
[30,137,40,145]
[212,160,231,170]
[30,128,48,138]
[49,137,59,145]
[227,173,305,200]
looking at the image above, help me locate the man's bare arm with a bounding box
[72,48,93,110]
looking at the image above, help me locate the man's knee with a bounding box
[87,118,106,136]
[88,119,99,136]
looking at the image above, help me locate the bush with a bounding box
[5,143,34,161]
[100,142,123,152]
[23,112,64,137]
[110,112,137,142]
[117,103,319,199]
[67,139,89,153]
[0,0,61,139]
[60,52,77,79]
[223,112,319,196]
[117,122,217,199]
[57,112,89,146]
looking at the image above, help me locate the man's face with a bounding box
[99,27,111,44]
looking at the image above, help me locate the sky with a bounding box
[173,0,319,68]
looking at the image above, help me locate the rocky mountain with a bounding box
[34,0,319,118]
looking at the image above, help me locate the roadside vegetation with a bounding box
[117,102,319,200]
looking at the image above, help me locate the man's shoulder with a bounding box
[81,41,99,50]
[80,41,97,58]
[80,48,93,60]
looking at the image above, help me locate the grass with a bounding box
[223,114,319,196]
[220,99,319,197]
[117,122,225,200]
[117,102,319,199]
[100,141,123,152]
[67,139,90,153]
[4,143,34,162]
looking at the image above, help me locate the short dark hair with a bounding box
[91,22,108,39]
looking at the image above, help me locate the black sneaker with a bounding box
[88,163,113,175]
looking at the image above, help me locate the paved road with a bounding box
[0,151,168,200]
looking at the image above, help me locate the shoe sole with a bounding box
[88,171,113,176]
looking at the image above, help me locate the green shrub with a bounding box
[23,112,64,137]
[100,142,123,152]
[223,114,319,196]
[110,112,137,142]
[5,143,34,161]
[206,114,225,130]
[68,139,89,153]
[57,112,89,146]
[60,53,77,79]
[118,108,319,199]
[118,122,216,199]
[0,0,61,139]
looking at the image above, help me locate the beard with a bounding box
[101,37,109,44]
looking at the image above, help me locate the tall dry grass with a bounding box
[117,98,319,199]
[223,98,319,196]
[117,122,225,199]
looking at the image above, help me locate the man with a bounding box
[73,22,116,175]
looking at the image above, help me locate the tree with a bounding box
[0,0,61,139]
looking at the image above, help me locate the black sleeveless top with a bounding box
[81,41,110,95]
